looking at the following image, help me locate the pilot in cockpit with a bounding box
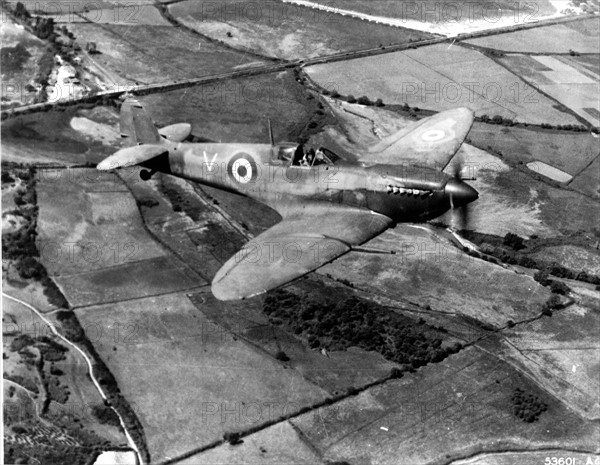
[301,148,315,167]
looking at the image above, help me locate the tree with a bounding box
[374,98,384,107]
[534,269,550,286]
[275,350,289,362]
[503,232,526,250]
[550,280,570,295]
[14,2,31,19]
[346,95,356,104]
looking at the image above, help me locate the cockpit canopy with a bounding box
[274,143,339,168]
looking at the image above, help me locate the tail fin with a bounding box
[120,99,161,147]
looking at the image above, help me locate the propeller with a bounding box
[445,156,478,232]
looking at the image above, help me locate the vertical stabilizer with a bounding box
[120,99,161,147]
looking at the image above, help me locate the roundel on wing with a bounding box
[227,153,258,184]
[413,119,456,145]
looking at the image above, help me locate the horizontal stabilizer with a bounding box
[159,123,192,142]
[361,108,474,169]
[97,144,167,170]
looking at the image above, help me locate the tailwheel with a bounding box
[140,169,154,181]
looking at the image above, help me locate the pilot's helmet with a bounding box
[278,144,297,160]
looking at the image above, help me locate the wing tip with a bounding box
[211,279,265,301]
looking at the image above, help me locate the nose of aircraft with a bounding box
[444,178,479,208]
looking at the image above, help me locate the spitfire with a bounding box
[98,99,479,300]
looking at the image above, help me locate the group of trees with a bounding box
[263,289,460,370]
[463,231,599,286]
[479,114,516,126]
[321,89,384,107]
[1,43,32,73]
[510,387,548,423]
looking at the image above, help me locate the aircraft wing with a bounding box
[212,206,393,300]
[360,108,474,169]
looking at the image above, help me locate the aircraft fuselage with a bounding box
[141,141,477,224]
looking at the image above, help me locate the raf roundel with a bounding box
[420,129,447,142]
[227,153,258,184]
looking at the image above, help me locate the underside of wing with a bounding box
[212,206,393,300]
[360,108,474,169]
[96,144,167,170]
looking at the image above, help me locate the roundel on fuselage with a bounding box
[227,153,258,184]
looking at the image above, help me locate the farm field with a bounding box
[183,346,599,464]
[467,123,599,176]
[494,299,600,419]
[45,2,169,25]
[178,421,324,465]
[289,346,598,464]
[304,44,582,125]
[74,292,330,463]
[168,0,434,60]
[318,224,551,325]
[67,22,263,86]
[569,155,600,199]
[53,255,201,307]
[309,0,558,19]
[36,168,166,276]
[499,54,600,126]
[464,17,600,53]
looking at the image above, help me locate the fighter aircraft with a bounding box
[98,99,478,300]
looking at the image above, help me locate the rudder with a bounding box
[120,99,161,147]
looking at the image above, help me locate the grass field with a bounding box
[168,0,433,60]
[67,22,263,85]
[1,106,119,165]
[304,44,581,125]
[138,70,318,143]
[319,224,551,325]
[465,17,600,53]
[74,292,329,463]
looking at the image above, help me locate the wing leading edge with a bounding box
[361,107,474,169]
[212,206,393,300]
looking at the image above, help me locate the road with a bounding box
[2,292,144,465]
